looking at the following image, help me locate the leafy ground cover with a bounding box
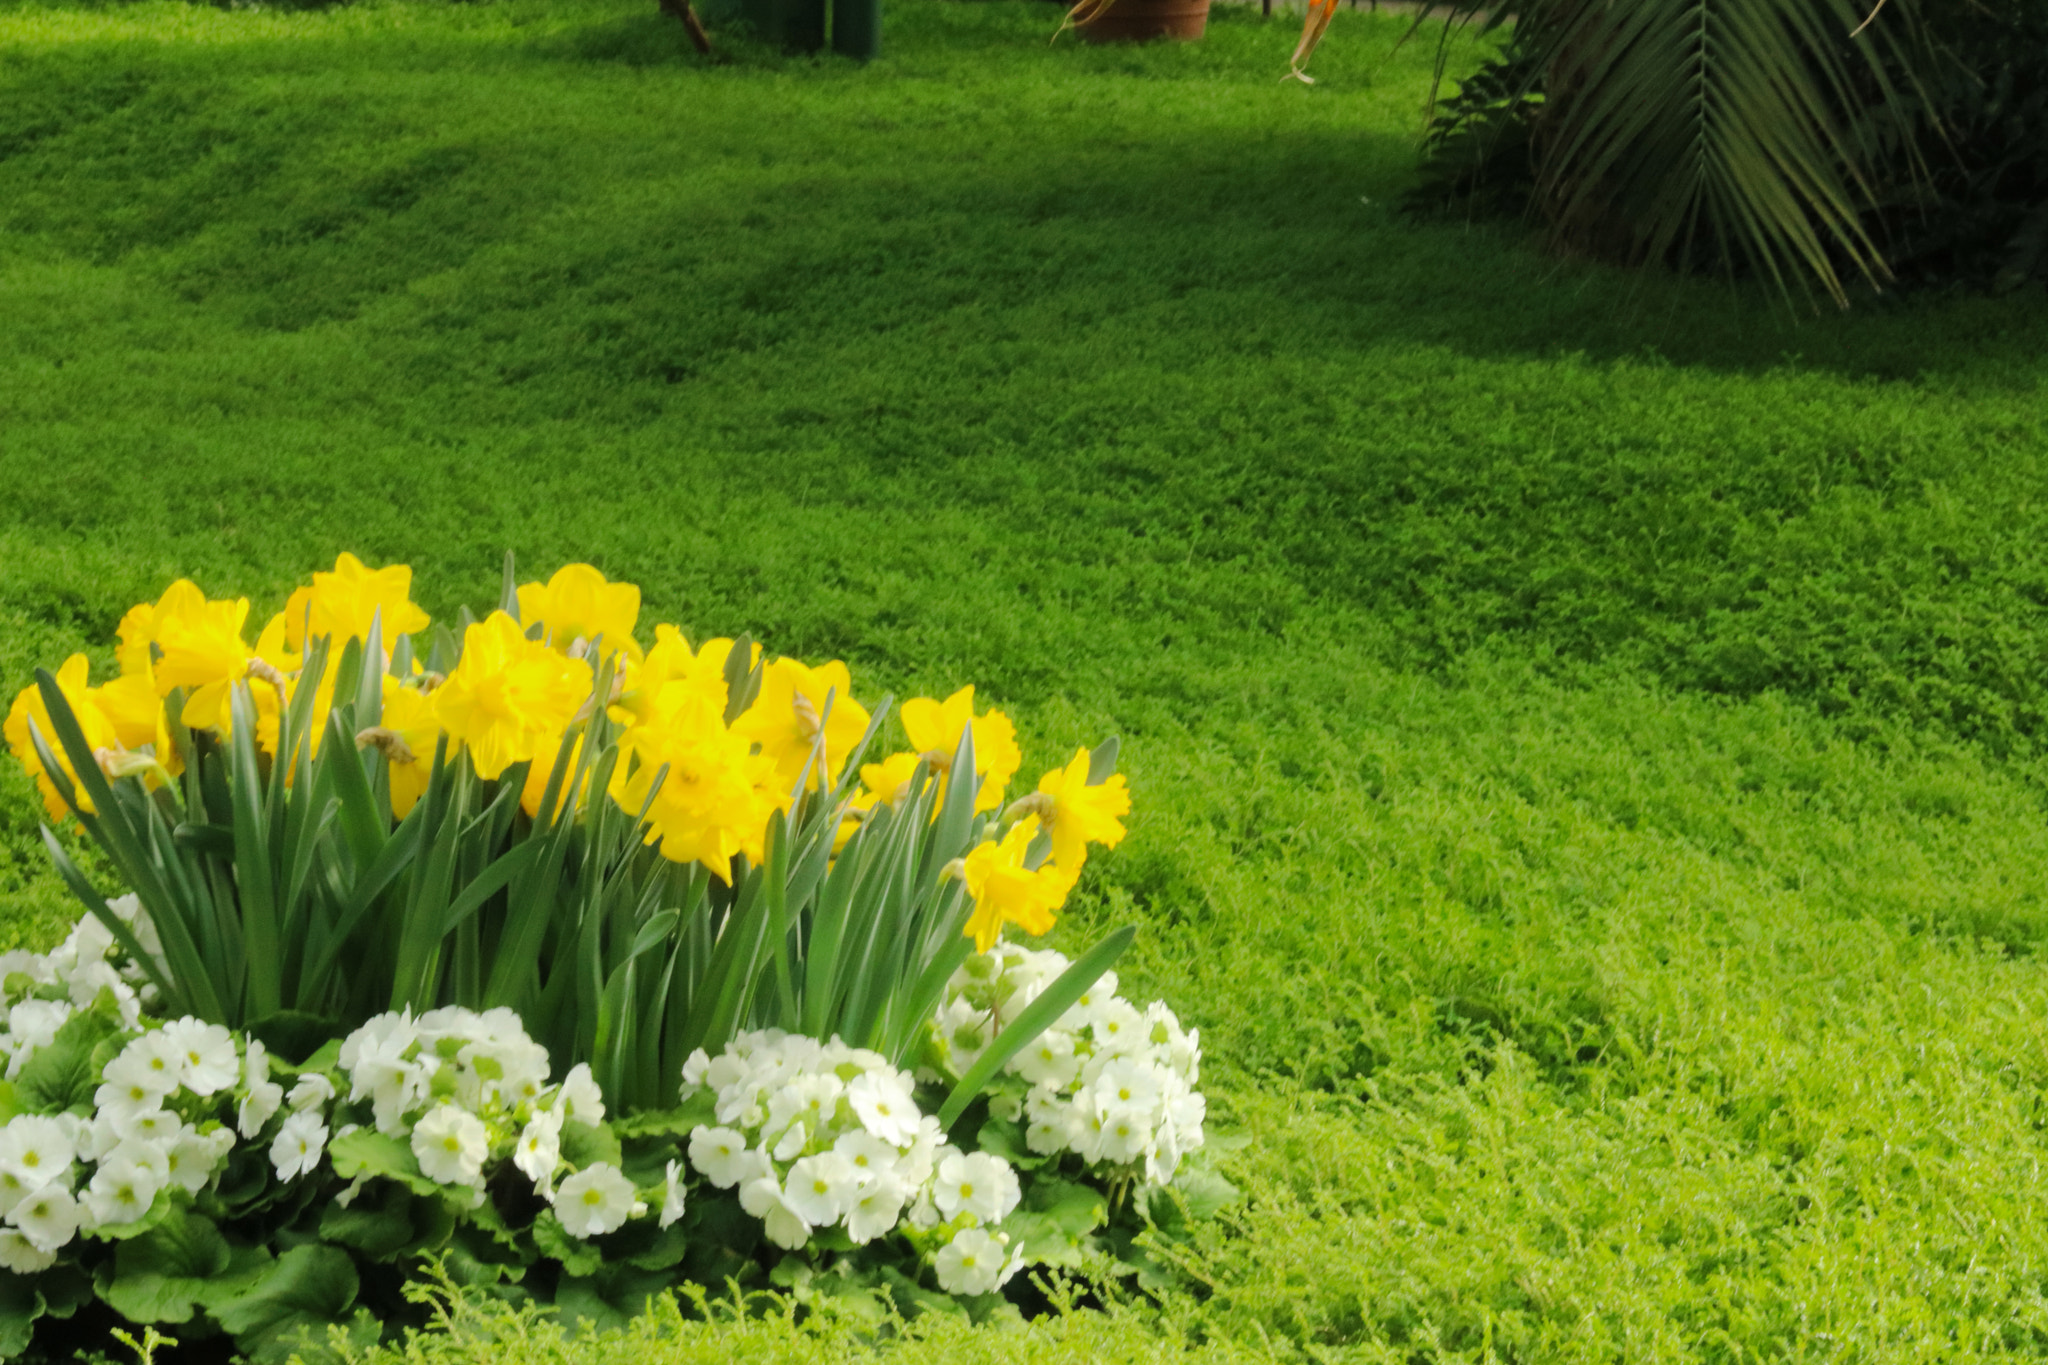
[2,0,2048,1358]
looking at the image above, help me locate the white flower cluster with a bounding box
[0,1018,252,1273]
[0,895,160,1078]
[680,1029,1027,1295]
[335,1007,681,1241]
[931,945,1205,1187]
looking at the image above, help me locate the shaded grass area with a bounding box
[3,0,2048,1358]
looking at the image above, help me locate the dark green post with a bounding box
[740,0,825,49]
[832,0,880,59]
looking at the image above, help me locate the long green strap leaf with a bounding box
[933,925,1136,1132]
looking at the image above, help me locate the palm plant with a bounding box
[1300,0,1939,306]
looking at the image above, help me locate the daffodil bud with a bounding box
[94,747,157,781]
[1001,792,1054,826]
[355,726,417,766]
[791,691,822,742]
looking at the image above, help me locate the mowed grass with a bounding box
[3,0,2048,1359]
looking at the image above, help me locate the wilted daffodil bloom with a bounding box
[518,564,643,665]
[433,612,592,781]
[734,657,871,794]
[359,676,443,819]
[4,656,119,819]
[900,686,1021,814]
[613,686,783,880]
[959,815,1072,953]
[283,552,430,652]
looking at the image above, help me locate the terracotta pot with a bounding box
[1077,0,1209,43]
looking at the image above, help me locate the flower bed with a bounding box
[0,557,1222,1361]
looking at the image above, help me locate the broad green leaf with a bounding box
[531,1211,604,1277]
[15,1005,122,1114]
[560,1119,623,1170]
[328,1129,439,1196]
[100,1208,271,1325]
[214,1245,362,1365]
[319,1183,455,1262]
[0,1273,39,1359]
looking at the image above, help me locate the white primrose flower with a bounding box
[832,1130,901,1187]
[679,1048,712,1092]
[111,1106,184,1148]
[93,1076,164,1128]
[899,1114,944,1190]
[1013,1028,1081,1089]
[8,1182,81,1253]
[939,947,1206,1187]
[783,1151,857,1226]
[766,1072,843,1137]
[166,1129,229,1194]
[738,1174,812,1250]
[0,1228,55,1274]
[936,998,992,1074]
[270,1111,328,1182]
[0,949,53,993]
[553,1163,644,1239]
[1087,999,1146,1056]
[288,1073,336,1113]
[236,1038,285,1138]
[932,1150,1020,1225]
[104,1029,186,1097]
[552,1063,605,1127]
[411,1105,489,1187]
[688,1127,767,1189]
[770,1122,808,1163]
[0,1116,76,1194]
[1095,1110,1151,1165]
[514,1109,563,1193]
[1089,1056,1166,1119]
[844,1173,909,1245]
[658,1159,687,1229]
[83,1152,164,1228]
[6,1000,72,1080]
[933,1227,1022,1296]
[161,1018,240,1096]
[63,959,124,1010]
[1057,970,1119,1030]
[846,1070,919,1146]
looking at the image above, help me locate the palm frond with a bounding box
[1425,0,1930,306]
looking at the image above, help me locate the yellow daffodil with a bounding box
[367,677,441,819]
[960,816,1071,953]
[615,626,734,726]
[282,552,430,652]
[521,730,589,820]
[1027,747,1130,879]
[517,564,643,665]
[613,686,783,880]
[433,612,593,781]
[5,656,119,820]
[152,586,265,732]
[733,657,871,794]
[900,685,1021,813]
[93,673,181,779]
[832,751,925,852]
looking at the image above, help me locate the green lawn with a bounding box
[5,0,2048,1358]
